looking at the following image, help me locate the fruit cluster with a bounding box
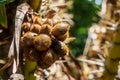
[21,10,70,69]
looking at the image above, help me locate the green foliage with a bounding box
[73,0,100,27]
[0,5,7,28]
[0,0,14,5]
[69,0,100,56]
[0,0,15,28]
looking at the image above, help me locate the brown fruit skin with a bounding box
[42,49,59,63]
[56,31,69,41]
[52,18,60,26]
[22,32,37,46]
[52,40,69,57]
[30,24,41,34]
[51,22,70,36]
[34,16,43,25]
[22,22,31,32]
[37,49,58,69]
[24,48,39,61]
[41,24,52,34]
[37,60,51,69]
[43,19,53,26]
[40,24,52,34]
[34,34,52,51]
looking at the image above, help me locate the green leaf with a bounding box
[78,27,87,34]
[0,0,14,5]
[0,5,7,28]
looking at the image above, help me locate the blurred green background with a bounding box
[69,0,101,57]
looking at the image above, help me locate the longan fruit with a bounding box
[52,40,69,57]
[22,32,37,46]
[51,22,70,36]
[34,34,52,51]
[30,24,41,34]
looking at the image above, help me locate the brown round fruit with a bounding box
[51,22,70,36]
[56,31,69,41]
[30,24,41,34]
[40,24,52,34]
[37,49,58,69]
[34,34,52,51]
[22,32,37,46]
[43,19,53,26]
[34,16,43,25]
[52,18,60,26]
[22,22,31,32]
[42,49,58,63]
[24,48,39,61]
[37,60,51,69]
[52,40,69,57]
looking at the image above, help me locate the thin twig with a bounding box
[78,58,104,66]
[0,40,8,46]
[0,59,6,64]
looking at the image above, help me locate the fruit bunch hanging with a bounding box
[20,9,71,69]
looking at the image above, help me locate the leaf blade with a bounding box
[0,0,14,5]
[0,5,7,28]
